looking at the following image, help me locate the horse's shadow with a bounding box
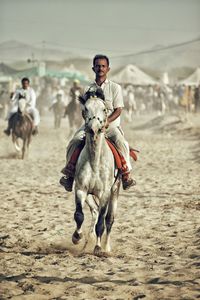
[18,235,111,258]
[0,152,20,160]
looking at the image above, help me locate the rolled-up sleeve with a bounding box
[113,84,124,109]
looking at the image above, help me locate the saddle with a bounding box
[10,111,33,126]
[69,138,138,171]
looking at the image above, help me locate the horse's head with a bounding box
[80,87,107,139]
[18,95,26,115]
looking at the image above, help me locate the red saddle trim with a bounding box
[106,139,122,169]
[130,148,138,161]
[69,140,138,172]
[70,144,84,164]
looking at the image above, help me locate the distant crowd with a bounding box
[122,84,200,120]
[0,77,200,126]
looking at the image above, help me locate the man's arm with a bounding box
[28,89,36,108]
[11,90,19,103]
[106,107,122,127]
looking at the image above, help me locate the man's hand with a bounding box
[105,119,109,128]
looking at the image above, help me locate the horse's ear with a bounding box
[79,95,86,105]
[96,87,105,100]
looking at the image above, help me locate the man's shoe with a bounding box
[122,175,136,190]
[60,176,74,192]
[61,163,75,177]
[4,129,10,136]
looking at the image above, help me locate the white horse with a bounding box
[124,90,137,121]
[71,89,121,256]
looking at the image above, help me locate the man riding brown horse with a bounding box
[4,77,40,136]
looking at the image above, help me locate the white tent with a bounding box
[110,64,157,85]
[179,68,200,85]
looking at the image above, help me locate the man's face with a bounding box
[22,80,29,89]
[93,59,110,78]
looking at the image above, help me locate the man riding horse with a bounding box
[60,54,136,191]
[63,79,83,126]
[4,77,40,136]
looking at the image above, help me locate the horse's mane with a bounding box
[79,87,105,104]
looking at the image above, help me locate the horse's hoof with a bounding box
[72,231,83,244]
[94,245,103,257]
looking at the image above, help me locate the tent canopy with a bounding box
[110,64,157,85]
[0,63,16,76]
[179,68,200,85]
[45,69,89,82]
[10,67,89,83]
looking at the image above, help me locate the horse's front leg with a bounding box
[22,139,26,159]
[94,195,109,256]
[72,189,87,244]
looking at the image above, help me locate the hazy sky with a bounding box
[0,0,200,56]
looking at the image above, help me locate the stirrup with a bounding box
[122,178,136,190]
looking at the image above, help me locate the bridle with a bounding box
[84,96,108,134]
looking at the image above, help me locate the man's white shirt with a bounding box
[86,79,124,128]
[12,87,36,109]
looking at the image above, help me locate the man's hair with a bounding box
[93,54,109,67]
[21,77,30,84]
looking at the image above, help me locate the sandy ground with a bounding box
[0,112,200,300]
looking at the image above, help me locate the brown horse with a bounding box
[49,97,66,129]
[11,98,33,159]
[64,90,83,135]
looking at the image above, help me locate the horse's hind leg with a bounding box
[105,180,120,253]
[87,195,99,235]
[105,197,117,253]
[26,135,31,158]
[81,196,99,252]
[72,190,87,245]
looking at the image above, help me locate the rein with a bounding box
[84,97,107,134]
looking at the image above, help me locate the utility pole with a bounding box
[42,40,46,61]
